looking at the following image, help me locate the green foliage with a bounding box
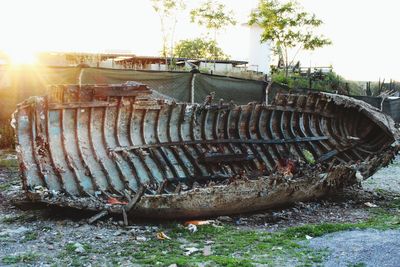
[22,231,38,242]
[2,253,39,264]
[151,0,186,58]
[303,149,315,164]
[151,0,184,16]
[190,0,236,31]
[249,0,331,75]
[271,70,364,95]
[174,38,229,60]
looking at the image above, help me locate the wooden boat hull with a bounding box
[13,83,399,219]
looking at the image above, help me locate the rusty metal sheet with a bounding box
[12,82,400,219]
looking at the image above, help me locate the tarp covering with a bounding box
[0,66,79,121]
[1,66,399,148]
[80,68,192,102]
[194,73,265,105]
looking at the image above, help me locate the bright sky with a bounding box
[0,0,399,81]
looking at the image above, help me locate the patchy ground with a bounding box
[0,149,399,266]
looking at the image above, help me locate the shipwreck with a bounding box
[12,82,399,220]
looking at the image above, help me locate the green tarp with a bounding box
[194,73,265,105]
[80,68,192,102]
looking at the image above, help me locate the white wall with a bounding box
[247,24,271,74]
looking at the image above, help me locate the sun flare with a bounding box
[4,49,37,66]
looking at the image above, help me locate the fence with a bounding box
[0,66,266,148]
[0,66,399,148]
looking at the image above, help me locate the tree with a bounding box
[174,38,229,60]
[190,0,236,69]
[249,0,331,76]
[151,0,185,69]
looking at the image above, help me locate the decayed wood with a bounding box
[12,82,400,219]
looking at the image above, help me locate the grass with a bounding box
[22,231,38,242]
[2,252,40,264]
[1,213,37,224]
[57,197,399,267]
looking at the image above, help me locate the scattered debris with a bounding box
[203,246,212,256]
[107,197,128,205]
[88,210,109,224]
[156,232,171,240]
[187,224,197,233]
[364,202,378,208]
[184,247,200,256]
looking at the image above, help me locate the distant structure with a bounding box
[2,52,248,73]
[243,23,271,74]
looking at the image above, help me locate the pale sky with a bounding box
[0,0,399,81]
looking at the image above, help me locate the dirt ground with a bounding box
[0,150,399,266]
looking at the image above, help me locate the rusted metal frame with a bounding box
[277,110,292,155]
[46,108,80,196]
[128,109,160,191]
[48,101,119,110]
[154,108,181,184]
[223,108,251,173]
[111,136,329,152]
[295,96,320,159]
[191,105,215,175]
[60,108,91,196]
[198,153,254,163]
[140,108,170,188]
[78,107,109,192]
[124,184,147,214]
[266,104,334,118]
[284,95,308,161]
[70,108,99,195]
[303,95,329,155]
[112,98,142,194]
[339,113,364,160]
[312,104,334,153]
[215,108,240,175]
[15,109,39,190]
[178,104,206,177]
[324,117,354,162]
[210,106,238,175]
[89,106,122,196]
[243,104,270,171]
[318,104,346,153]
[298,112,320,159]
[166,105,193,180]
[75,108,101,193]
[140,108,166,184]
[286,111,307,161]
[233,106,259,171]
[355,128,392,152]
[27,107,47,188]
[335,114,361,161]
[301,95,326,158]
[199,106,221,174]
[345,112,386,158]
[254,106,275,172]
[182,106,209,177]
[101,102,129,194]
[266,109,284,163]
[37,102,70,191]
[303,113,327,156]
[157,105,187,179]
[339,115,369,159]
[126,106,158,193]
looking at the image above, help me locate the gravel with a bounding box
[307,229,400,267]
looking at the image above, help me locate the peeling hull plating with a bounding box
[13,82,400,219]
